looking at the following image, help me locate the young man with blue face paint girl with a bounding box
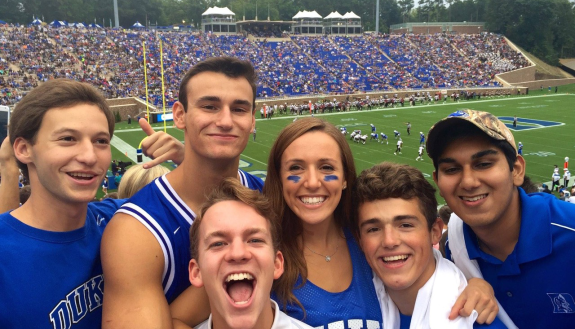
[263,118,499,329]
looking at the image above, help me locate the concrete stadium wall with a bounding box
[108,97,158,121]
[509,78,575,90]
[496,66,536,85]
[452,26,484,34]
[412,26,443,34]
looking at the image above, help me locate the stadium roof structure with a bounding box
[324,12,343,20]
[202,6,235,16]
[293,10,322,19]
[342,12,361,19]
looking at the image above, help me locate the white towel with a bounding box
[448,213,518,329]
[373,249,477,329]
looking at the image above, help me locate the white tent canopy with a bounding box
[202,6,235,16]
[342,12,361,19]
[310,11,322,19]
[49,20,67,27]
[132,21,144,28]
[324,11,343,20]
[292,10,322,19]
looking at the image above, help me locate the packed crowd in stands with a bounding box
[257,88,514,119]
[0,25,531,106]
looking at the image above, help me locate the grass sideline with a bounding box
[107,84,575,203]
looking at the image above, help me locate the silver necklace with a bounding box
[305,244,339,262]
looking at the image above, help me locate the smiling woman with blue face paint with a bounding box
[280,131,346,228]
[264,118,383,328]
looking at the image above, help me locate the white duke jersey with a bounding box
[116,171,263,303]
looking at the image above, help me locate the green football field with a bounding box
[109,85,575,204]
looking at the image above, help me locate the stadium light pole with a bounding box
[113,0,119,28]
[375,0,380,35]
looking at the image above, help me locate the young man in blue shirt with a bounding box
[0,79,184,328]
[0,79,122,328]
[427,109,575,328]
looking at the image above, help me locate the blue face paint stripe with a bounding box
[287,175,300,183]
[324,175,339,182]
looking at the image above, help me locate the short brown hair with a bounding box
[264,117,356,311]
[438,205,453,226]
[352,162,438,239]
[9,79,114,179]
[178,57,257,112]
[189,178,280,263]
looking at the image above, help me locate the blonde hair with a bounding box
[117,164,171,198]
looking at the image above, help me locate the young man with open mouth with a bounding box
[188,178,311,329]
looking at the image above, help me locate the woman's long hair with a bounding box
[263,118,356,312]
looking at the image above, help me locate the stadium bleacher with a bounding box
[0,25,531,106]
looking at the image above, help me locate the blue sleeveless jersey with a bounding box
[272,229,383,329]
[117,170,263,303]
[0,198,124,329]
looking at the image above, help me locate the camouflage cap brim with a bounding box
[426,109,517,159]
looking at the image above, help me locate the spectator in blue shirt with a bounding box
[427,109,575,329]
